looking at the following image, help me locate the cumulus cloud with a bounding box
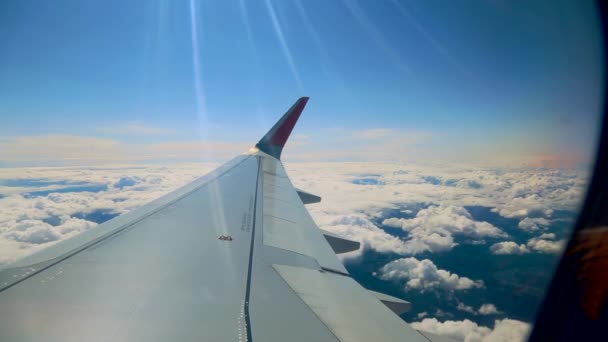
[412,318,530,342]
[490,236,565,255]
[481,319,531,342]
[538,233,556,239]
[526,237,566,254]
[327,215,429,258]
[4,220,61,244]
[457,303,477,315]
[518,217,550,232]
[489,241,530,255]
[457,302,502,316]
[478,304,501,315]
[377,257,484,292]
[382,205,506,253]
[492,195,555,219]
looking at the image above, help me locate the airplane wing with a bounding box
[0,98,451,341]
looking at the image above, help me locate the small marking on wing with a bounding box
[241,196,254,232]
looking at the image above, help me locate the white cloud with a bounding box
[0,161,582,267]
[492,195,555,219]
[456,303,502,316]
[526,237,566,254]
[327,215,430,258]
[457,303,477,315]
[412,318,490,341]
[0,135,126,165]
[518,217,550,232]
[350,128,395,140]
[284,128,432,162]
[0,135,248,166]
[96,122,175,136]
[383,205,507,253]
[482,319,531,342]
[4,220,61,244]
[377,257,484,292]
[538,233,556,239]
[287,163,584,235]
[489,241,530,255]
[478,304,501,315]
[411,318,530,342]
[490,236,565,255]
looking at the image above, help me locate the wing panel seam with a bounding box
[244,156,262,342]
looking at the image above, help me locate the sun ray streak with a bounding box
[189,0,208,142]
[238,0,264,120]
[264,0,304,92]
[293,0,353,101]
[341,0,411,75]
[390,0,472,78]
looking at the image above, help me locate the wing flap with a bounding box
[260,155,348,274]
[368,289,412,315]
[273,264,429,342]
[296,188,321,204]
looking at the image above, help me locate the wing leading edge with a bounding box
[0,98,448,342]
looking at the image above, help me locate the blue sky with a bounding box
[0,0,604,166]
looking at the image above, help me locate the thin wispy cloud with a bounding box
[351,128,396,139]
[0,135,249,166]
[96,122,175,136]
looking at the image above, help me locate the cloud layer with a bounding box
[1,162,581,266]
[291,163,582,260]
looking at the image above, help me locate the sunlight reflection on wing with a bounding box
[189,1,230,251]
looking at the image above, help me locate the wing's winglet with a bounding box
[255,97,309,160]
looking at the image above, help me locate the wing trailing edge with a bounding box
[255,97,309,160]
